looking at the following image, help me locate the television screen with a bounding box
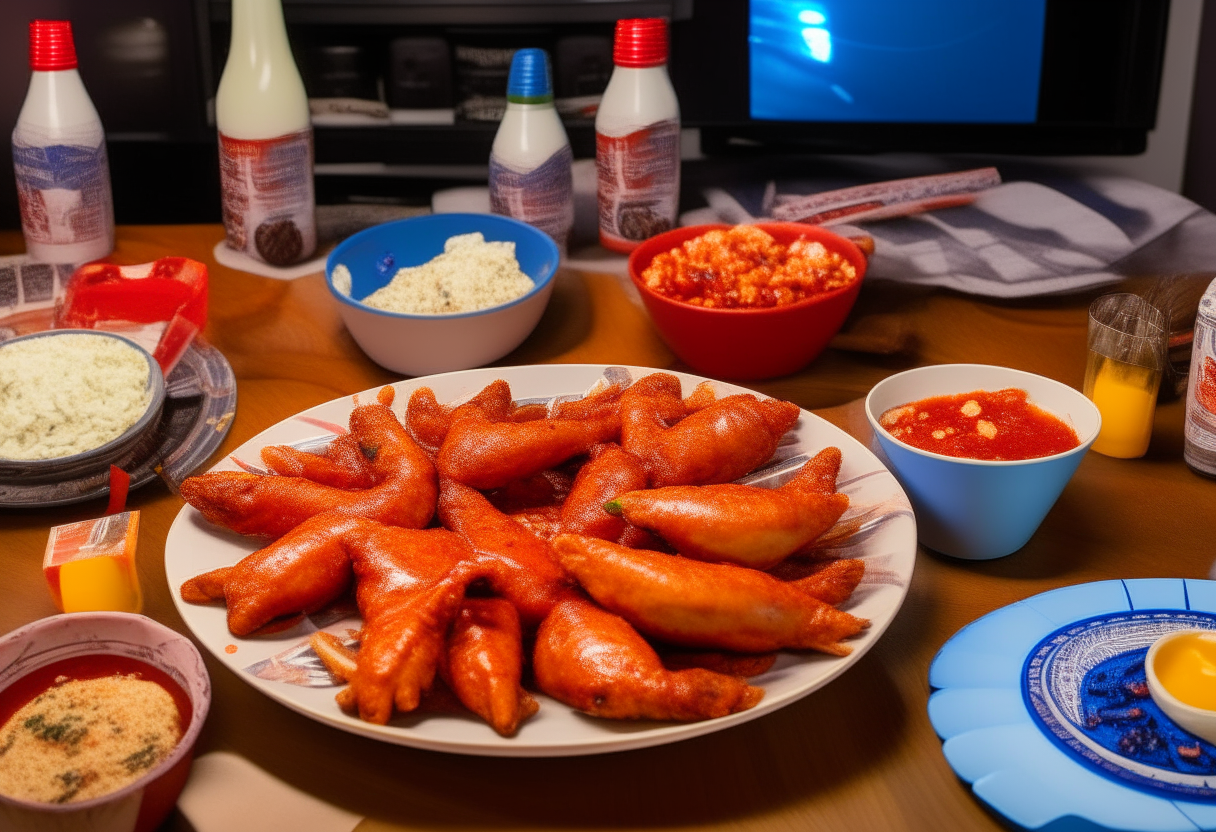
[749,0,1045,124]
[673,0,1170,155]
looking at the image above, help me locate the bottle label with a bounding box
[489,145,574,251]
[13,141,113,248]
[596,118,680,253]
[1185,280,1216,475]
[219,129,317,267]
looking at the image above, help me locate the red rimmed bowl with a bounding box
[0,613,210,832]
[627,222,867,380]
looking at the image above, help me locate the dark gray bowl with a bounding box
[0,330,167,484]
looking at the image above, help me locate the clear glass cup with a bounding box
[1083,293,1167,458]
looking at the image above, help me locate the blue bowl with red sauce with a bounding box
[0,612,210,832]
[864,364,1101,560]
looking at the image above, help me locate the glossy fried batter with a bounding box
[337,564,479,725]
[181,398,438,537]
[436,406,621,490]
[551,534,868,656]
[773,557,867,606]
[624,392,801,488]
[180,512,361,637]
[533,597,763,721]
[437,478,577,628]
[560,443,655,547]
[442,598,538,737]
[405,380,515,455]
[180,514,471,638]
[605,448,849,569]
[260,432,375,490]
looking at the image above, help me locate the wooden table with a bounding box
[1,224,1212,832]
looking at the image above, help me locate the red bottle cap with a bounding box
[613,18,668,68]
[29,20,78,72]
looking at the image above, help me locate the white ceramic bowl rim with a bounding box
[1145,629,1216,724]
[0,612,210,814]
[325,215,560,320]
[0,330,166,469]
[863,363,1101,467]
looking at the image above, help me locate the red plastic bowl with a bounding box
[627,222,867,380]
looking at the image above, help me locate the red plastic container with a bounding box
[627,222,867,380]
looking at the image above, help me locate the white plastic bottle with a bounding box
[489,48,574,255]
[12,19,115,265]
[595,18,681,254]
[216,0,317,266]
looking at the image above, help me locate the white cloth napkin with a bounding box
[177,752,363,832]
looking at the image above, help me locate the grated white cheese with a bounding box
[331,263,353,297]
[360,232,534,315]
[0,333,152,461]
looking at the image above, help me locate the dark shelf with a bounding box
[209,0,692,25]
[313,120,596,165]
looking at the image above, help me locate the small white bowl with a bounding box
[325,213,559,377]
[0,612,210,832]
[0,330,166,483]
[864,363,1101,560]
[1145,629,1216,745]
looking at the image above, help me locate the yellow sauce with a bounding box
[58,554,142,614]
[1153,631,1216,711]
[1085,355,1159,458]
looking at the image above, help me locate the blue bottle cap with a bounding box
[506,48,553,104]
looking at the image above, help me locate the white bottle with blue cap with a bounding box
[489,48,574,255]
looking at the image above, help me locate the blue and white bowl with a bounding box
[864,363,1101,560]
[325,212,560,377]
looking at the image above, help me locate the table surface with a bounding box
[1,224,1212,832]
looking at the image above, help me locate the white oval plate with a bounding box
[165,364,917,757]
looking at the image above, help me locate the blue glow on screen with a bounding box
[749,0,1046,123]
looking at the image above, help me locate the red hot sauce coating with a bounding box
[878,388,1080,461]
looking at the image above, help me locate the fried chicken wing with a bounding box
[260,432,375,490]
[604,448,849,569]
[559,443,655,547]
[180,514,470,637]
[437,479,577,628]
[623,392,800,487]
[337,565,479,725]
[181,397,438,537]
[180,512,363,636]
[551,534,868,656]
[436,407,620,490]
[532,598,763,721]
[791,558,866,605]
[442,598,538,737]
[405,380,516,455]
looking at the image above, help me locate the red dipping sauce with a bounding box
[878,388,1080,461]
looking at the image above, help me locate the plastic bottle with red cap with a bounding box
[12,19,115,265]
[595,18,681,254]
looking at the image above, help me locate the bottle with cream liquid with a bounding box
[489,48,574,255]
[216,0,317,267]
[595,18,680,253]
[12,19,115,265]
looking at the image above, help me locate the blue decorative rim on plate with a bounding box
[930,579,1216,832]
[1024,610,1216,802]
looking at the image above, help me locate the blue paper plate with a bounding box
[930,579,1216,832]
